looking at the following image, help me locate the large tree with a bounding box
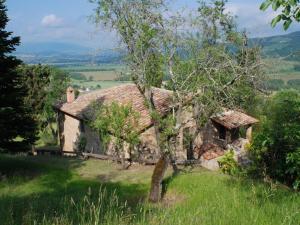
[0,0,36,150]
[90,0,264,202]
[19,65,70,143]
[90,0,169,202]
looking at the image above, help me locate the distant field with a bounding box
[71,80,131,89]
[61,60,300,91]
[265,59,300,81]
[269,73,300,82]
[58,63,131,90]
[78,71,120,81]
[61,64,126,72]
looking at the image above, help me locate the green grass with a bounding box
[71,80,132,89]
[79,71,120,81]
[60,64,125,72]
[0,155,299,225]
[268,72,300,82]
[264,58,300,82]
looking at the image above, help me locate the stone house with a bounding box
[55,84,258,167]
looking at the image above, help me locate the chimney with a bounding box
[66,87,75,103]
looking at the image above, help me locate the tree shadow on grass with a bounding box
[0,155,149,225]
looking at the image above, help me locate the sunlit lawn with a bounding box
[0,154,299,225]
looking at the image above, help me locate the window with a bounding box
[218,126,226,140]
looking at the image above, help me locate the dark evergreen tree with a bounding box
[0,0,37,150]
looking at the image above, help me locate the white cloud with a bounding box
[41,14,63,27]
[223,2,300,37]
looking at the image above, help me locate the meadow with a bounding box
[51,59,300,92]
[0,154,299,225]
[265,59,300,81]
[59,63,131,90]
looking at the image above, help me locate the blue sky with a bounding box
[6,0,300,49]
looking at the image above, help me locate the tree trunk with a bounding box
[148,154,169,203]
[120,145,127,170]
[169,151,179,173]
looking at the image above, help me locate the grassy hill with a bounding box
[251,31,300,89]
[0,155,299,225]
[252,31,300,60]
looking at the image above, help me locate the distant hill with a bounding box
[16,42,92,55]
[15,42,125,65]
[251,31,300,60]
[14,32,300,64]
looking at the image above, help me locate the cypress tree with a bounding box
[0,0,36,150]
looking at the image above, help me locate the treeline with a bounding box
[0,1,69,151]
[265,79,300,91]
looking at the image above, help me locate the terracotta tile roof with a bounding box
[211,110,259,130]
[57,84,173,131]
[201,143,225,160]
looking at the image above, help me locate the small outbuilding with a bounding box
[211,110,259,146]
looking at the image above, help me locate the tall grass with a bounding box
[36,187,137,225]
[1,155,299,225]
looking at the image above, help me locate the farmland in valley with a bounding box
[60,63,132,90]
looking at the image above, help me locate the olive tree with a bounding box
[90,0,171,202]
[90,0,265,203]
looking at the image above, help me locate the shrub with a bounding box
[286,149,300,190]
[218,150,240,175]
[249,90,300,190]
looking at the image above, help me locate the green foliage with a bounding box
[218,150,240,175]
[69,72,87,81]
[90,0,165,88]
[19,65,70,145]
[286,148,300,190]
[0,0,37,150]
[91,102,140,155]
[260,0,300,30]
[249,90,300,190]
[198,0,236,45]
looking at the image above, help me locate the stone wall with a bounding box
[58,108,219,161]
[83,125,103,154]
[59,113,81,152]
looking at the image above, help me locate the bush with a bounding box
[249,90,300,190]
[286,149,300,190]
[218,150,240,175]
